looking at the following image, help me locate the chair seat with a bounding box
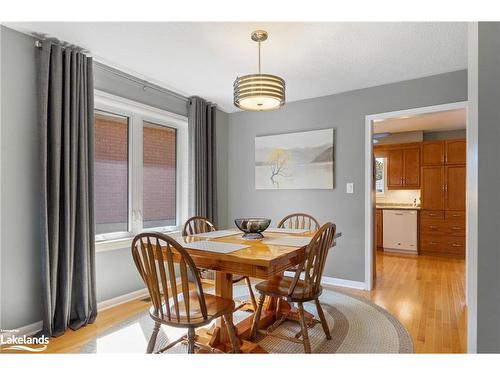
[150,291,235,327]
[255,275,322,302]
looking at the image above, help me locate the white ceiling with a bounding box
[6,22,467,113]
[374,108,466,134]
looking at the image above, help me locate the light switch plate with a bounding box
[346,183,354,194]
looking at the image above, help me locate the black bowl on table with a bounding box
[234,218,271,239]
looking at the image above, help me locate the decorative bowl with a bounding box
[234,218,271,239]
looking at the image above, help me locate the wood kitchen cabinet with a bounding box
[422,139,466,165]
[387,146,421,189]
[445,139,466,164]
[421,165,465,211]
[420,140,466,257]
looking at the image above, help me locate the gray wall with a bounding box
[0,26,41,330]
[227,70,467,282]
[0,26,229,329]
[477,22,500,353]
[423,129,467,140]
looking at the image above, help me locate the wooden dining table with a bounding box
[169,228,341,353]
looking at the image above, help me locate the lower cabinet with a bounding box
[419,209,465,257]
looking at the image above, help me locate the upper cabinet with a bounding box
[422,139,466,166]
[445,139,466,164]
[386,145,421,189]
[422,141,445,165]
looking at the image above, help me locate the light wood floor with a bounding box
[2,251,466,354]
[339,251,467,353]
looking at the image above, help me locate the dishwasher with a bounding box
[382,210,418,254]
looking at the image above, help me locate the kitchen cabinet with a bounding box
[387,146,421,189]
[422,141,445,165]
[421,166,445,210]
[422,139,466,166]
[445,139,466,164]
[420,143,465,257]
[445,165,466,211]
[421,165,465,211]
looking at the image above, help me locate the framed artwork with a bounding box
[255,128,335,189]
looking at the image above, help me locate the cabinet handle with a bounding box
[429,225,438,229]
[428,213,437,217]
[452,214,460,217]
[429,241,439,245]
[452,227,462,230]
[452,243,461,247]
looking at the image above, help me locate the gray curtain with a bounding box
[187,97,217,224]
[39,40,97,337]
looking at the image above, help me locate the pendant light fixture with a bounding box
[233,30,285,111]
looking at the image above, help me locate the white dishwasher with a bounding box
[382,210,418,254]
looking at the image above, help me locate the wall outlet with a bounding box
[346,183,354,194]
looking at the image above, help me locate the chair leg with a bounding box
[297,302,311,353]
[250,294,266,342]
[315,298,331,340]
[223,313,241,353]
[147,321,161,354]
[244,277,258,311]
[187,327,196,354]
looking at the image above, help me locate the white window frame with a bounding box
[94,90,188,245]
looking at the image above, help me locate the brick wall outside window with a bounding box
[143,121,176,228]
[94,112,128,234]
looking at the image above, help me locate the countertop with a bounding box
[376,204,421,210]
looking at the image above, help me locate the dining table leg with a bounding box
[214,271,234,346]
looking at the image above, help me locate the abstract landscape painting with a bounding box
[255,128,335,189]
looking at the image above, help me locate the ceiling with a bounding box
[6,22,467,113]
[373,108,466,134]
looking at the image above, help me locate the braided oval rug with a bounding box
[80,285,412,354]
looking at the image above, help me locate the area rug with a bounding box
[79,285,412,353]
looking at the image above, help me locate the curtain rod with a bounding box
[34,40,188,102]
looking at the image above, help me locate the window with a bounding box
[94,91,188,242]
[94,111,129,235]
[375,157,386,195]
[143,121,177,228]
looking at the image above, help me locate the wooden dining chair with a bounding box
[131,232,240,354]
[249,222,337,353]
[278,213,321,273]
[182,216,257,311]
[278,212,321,231]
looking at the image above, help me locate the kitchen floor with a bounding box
[339,251,466,353]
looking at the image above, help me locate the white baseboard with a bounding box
[12,287,150,337]
[97,288,149,311]
[10,320,44,337]
[284,271,366,290]
[320,276,366,290]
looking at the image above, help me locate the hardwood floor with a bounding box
[2,252,466,354]
[338,251,467,353]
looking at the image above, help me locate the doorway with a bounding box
[364,101,470,352]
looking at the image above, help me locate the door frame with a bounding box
[364,100,474,343]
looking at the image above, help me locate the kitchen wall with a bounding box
[376,190,421,205]
[0,26,229,330]
[227,70,467,283]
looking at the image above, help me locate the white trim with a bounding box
[364,100,469,291]
[11,288,150,336]
[321,276,366,290]
[284,271,366,290]
[95,230,181,253]
[9,321,44,337]
[97,288,149,311]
